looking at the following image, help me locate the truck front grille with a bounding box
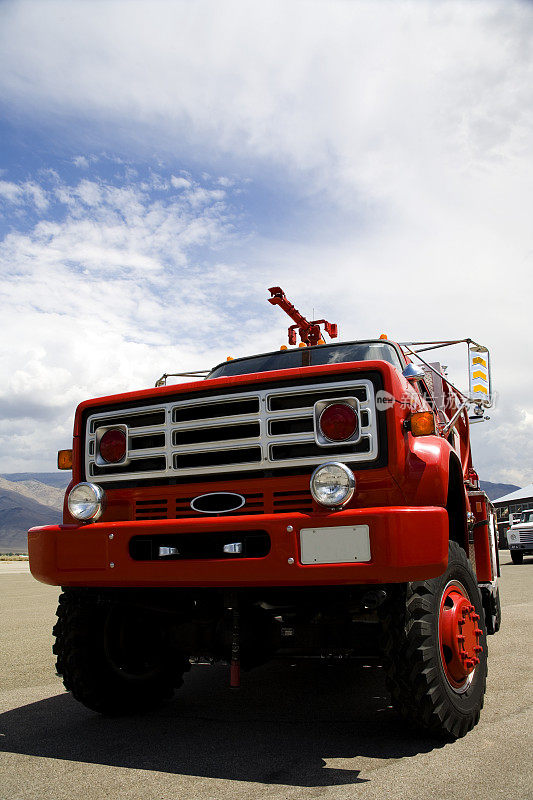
[134,489,314,520]
[85,377,379,483]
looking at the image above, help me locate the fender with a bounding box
[400,435,455,508]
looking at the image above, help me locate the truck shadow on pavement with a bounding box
[0,660,444,787]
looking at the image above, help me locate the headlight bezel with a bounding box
[67,482,106,522]
[310,462,356,509]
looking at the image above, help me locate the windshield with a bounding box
[521,511,533,523]
[208,341,403,378]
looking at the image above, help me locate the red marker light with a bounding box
[99,429,127,463]
[319,403,358,442]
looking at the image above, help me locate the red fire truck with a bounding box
[29,288,501,740]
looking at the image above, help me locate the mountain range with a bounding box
[0,473,69,553]
[0,473,521,553]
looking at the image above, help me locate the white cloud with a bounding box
[22,181,49,211]
[0,180,23,203]
[0,1,532,483]
[73,155,89,169]
[171,175,192,190]
[0,179,50,211]
[0,171,248,470]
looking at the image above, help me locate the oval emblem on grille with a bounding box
[190,492,246,514]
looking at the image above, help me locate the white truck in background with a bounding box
[507,510,533,564]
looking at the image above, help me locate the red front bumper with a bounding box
[28,506,448,588]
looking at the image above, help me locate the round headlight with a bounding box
[310,462,355,508]
[508,532,518,543]
[68,482,106,521]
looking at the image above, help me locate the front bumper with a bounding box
[509,543,533,553]
[28,506,448,588]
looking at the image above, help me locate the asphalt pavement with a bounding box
[0,556,531,800]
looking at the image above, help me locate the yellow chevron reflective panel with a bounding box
[469,345,491,406]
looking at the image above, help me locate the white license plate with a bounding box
[299,525,371,565]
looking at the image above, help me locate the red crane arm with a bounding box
[268,287,338,346]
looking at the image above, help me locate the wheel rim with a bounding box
[438,580,484,693]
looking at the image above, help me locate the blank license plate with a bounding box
[299,525,371,565]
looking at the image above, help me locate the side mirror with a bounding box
[402,363,425,382]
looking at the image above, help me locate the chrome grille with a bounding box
[86,378,379,483]
[517,529,533,545]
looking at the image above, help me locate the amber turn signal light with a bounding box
[57,449,73,470]
[406,411,436,436]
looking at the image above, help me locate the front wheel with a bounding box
[53,592,189,714]
[511,550,524,565]
[382,541,488,740]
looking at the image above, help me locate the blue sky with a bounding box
[1,0,532,485]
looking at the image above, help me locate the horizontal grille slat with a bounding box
[130,434,165,450]
[173,398,259,423]
[92,456,166,476]
[173,422,260,446]
[91,410,165,432]
[269,418,314,436]
[269,386,367,411]
[174,447,262,470]
[273,498,312,506]
[271,437,371,462]
[273,490,311,497]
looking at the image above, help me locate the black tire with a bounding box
[481,584,501,635]
[53,591,189,715]
[381,541,488,740]
[511,550,523,565]
[492,585,502,633]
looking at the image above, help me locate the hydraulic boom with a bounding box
[268,286,338,346]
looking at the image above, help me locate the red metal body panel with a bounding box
[29,506,448,588]
[468,492,493,582]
